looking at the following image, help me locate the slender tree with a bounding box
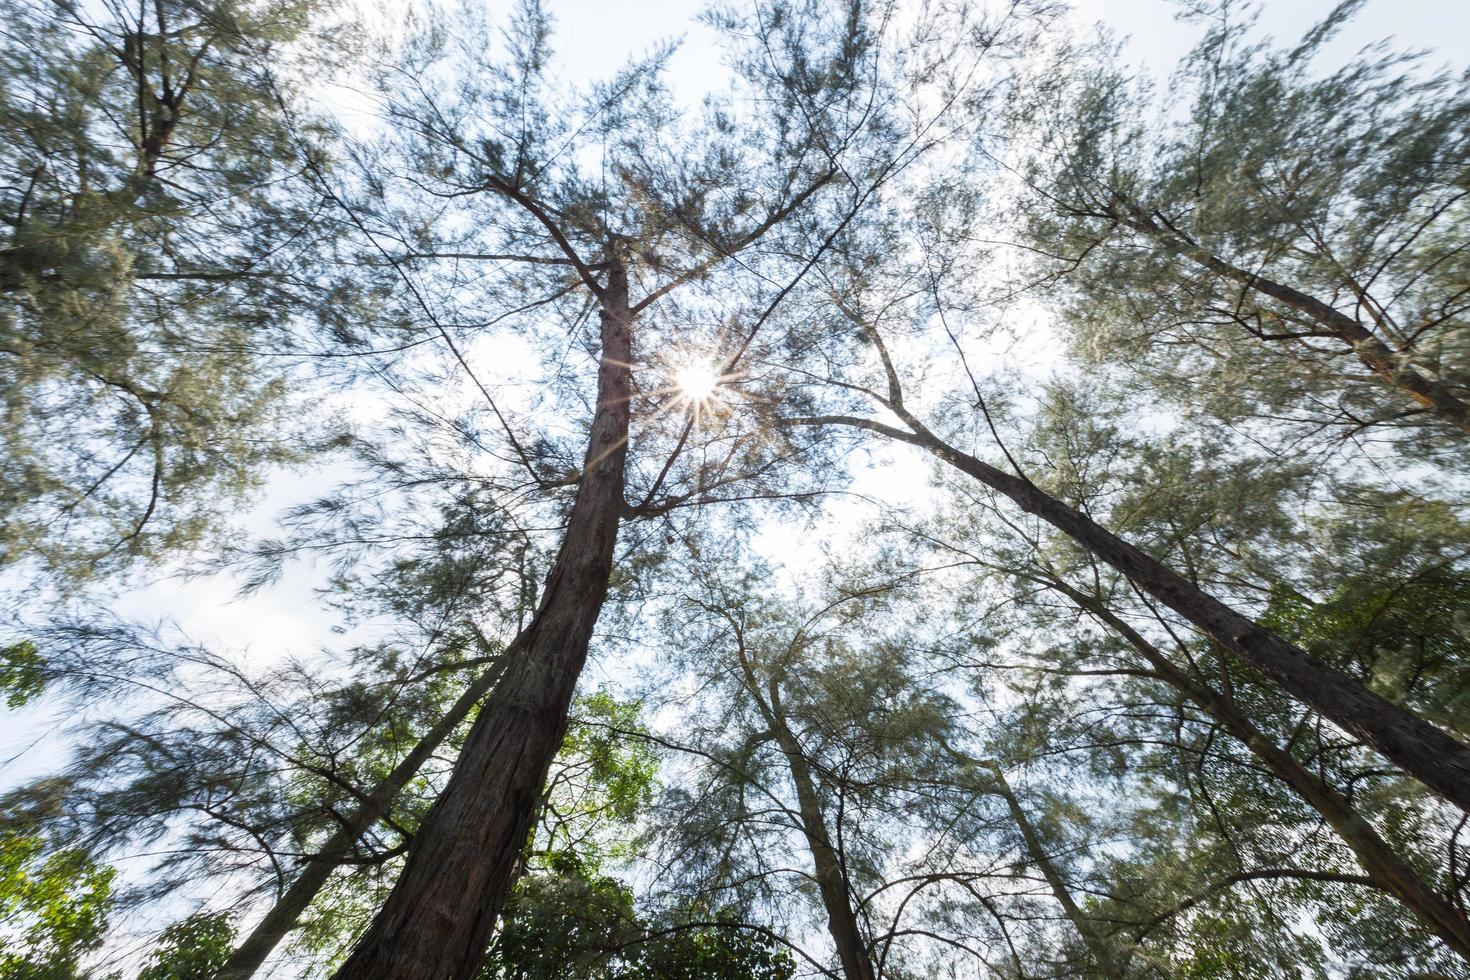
[906,381,1470,969]
[324,0,1049,972]
[781,160,1470,813]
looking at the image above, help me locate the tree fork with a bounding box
[1120,212,1470,437]
[217,653,511,980]
[332,264,633,980]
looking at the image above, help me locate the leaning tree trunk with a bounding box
[1052,580,1470,962]
[985,766,1124,978]
[332,266,634,980]
[1121,213,1470,437]
[218,655,510,980]
[797,410,1470,815]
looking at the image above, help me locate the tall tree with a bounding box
[780,166,1470,815]
[644,555,1125,978]
[907,380,1470,970]
[325,0,1043,974]
[0,517,529,978]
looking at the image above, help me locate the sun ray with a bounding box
[675,362,721,403]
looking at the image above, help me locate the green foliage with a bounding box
[483,852,793,980]
[138,911,235,980]
[6,0,1470,975]
[0,0,358,581]
[1019,0,1470,456]
[1261,492,1470,734]
[0,835,114,980]
[475,694,790,979]
[0,641,44,708]
[552,692,660,856]
[291,691,663,970]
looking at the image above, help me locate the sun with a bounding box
[675,361,722,403]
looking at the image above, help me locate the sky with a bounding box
[4,0,1464,752]
[1,0,1467,956]
[6,0,1467,797]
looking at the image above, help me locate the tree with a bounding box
[140,912,236,980]
[478,694,794,980]
[779,131,1470,814]
[907,379,1470,970]
[1,574,513,977]
[324,1,1037,975]
[6,0,1470,975]
[0,834,114,980]
[642,554,1109,978]
[216,652,510,980]
[0,0,362,580]
[1016,0,1470,451]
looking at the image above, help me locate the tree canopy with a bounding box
[2,0,1469,977]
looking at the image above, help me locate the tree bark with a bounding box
[792,411,1470,814]
[738,654,877,980]
[331,265,633,980]
[1051,580,1470,962]
[774,726,876,980]
[217,655,510,980]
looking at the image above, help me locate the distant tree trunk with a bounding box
[983,765,1124,979]
[217,654,510,980]
[739,658,876,980]
[793,410,1470,814]
[332,264,633,980]
[1049,579,1470,962]
[1118,211,1470,436]
[772,719,876,980]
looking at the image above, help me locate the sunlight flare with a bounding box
[675,361,722,403]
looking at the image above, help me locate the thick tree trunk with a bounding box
[1055,582,1470,962]
[217,656,509,980]
[985,766,1123,979]
[331,267,633,980]
[1123,214,1470,436]
[797,412,1470,814]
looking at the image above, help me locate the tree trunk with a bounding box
[798,411,1470,814]
[331,265,633,980]
[740,659,876,980]
[217,655,509,980]
[1122,213,1470,436]
[985,766,1124,979]
[1053,581,1470,962]
[772,725,876,980]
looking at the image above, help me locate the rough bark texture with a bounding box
[795,410,1470,814]
[986,766,1123,978]
[1057,582,1470,962]
[331,267,633,980]
[218,657,509,980]
[1123,214,1470,436]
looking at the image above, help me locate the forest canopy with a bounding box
[2,0,1469,977]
